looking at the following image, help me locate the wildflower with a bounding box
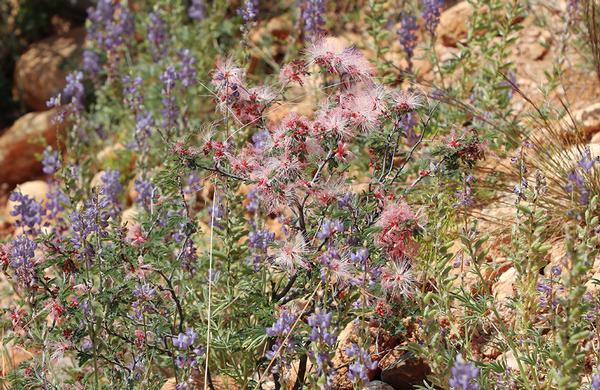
[381,259,415,298]
[578,148,598,172]
[273,233,310,275]
[265,309,297,374]
[375,200,420,260]
[101,170,123,217]
[300,0,327,39]
[422,0,444,36]
[147,12,168,60]
[45,187,69,221]
[123,75,144,112]
[308,309,337,389]
[317,219,344,240]
[350,248,368,264]
[178,49,198,88]
[82,49,101,76]
[346,344,378,384]
[390,90,424,114]
[134,179,156,210]
[397,14,419,69]
[173,328,198,350]
[160,65,180,126]
[448,353,480,390]
[9,191,44,234]
[42,147,61,175]
[593,367,600,390]
[248,229,275,252]
[188,0,205,20]
[239,0,259,23]
[280,60,309,86]
[306,38,372,81]
[339,86,385,132]
[9,235,37,286]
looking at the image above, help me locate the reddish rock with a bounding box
[13,28,84,111]
[378,348,430,390]
[0,109,67,186]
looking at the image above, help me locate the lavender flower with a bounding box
[308,309,337,388]
[45,187,69,221]
[134,111,154,150]
[245,188,260,213]
[448,353,481,390]
[300,0,326,39]
[397,14,418,69]
[83,50,101,76]
[9,235,37,286]
[317,219,344,240]
[248,229,275,251]
[42,147,61,175]
[147,12,168,60]
[87,0,134,53]
[421,0,444,36]
[178,49,198,88]
[346,344,377,383]
[239,0,259,23]
[593,366,600,390]
[188,0,205,20]
[350,248,368,264]
[9,192,44,234]
[132,283,156,320]
[101,170,123,217]
[160,65,180,127]
[123,75,144,112]
[134,179,156,210]
[70,193,109,249]
[173,328,198,350]
[266,309,296,338]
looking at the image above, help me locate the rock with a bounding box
[332,320,398,390]
[591,132,600,144]
[0,109,67,186]
[378,348,430,390]
[513,26,552,61]
[249,15,293,58]
[364,380,395,390]
[0,345,33,375]
[6,180,50,225]
[13,28,85,111]
[437,1,474,47]
[568,103,600,139]
[492,267,517,319]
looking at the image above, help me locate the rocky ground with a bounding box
[1,1,600,388]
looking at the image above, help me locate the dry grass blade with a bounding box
[584,0,600,84]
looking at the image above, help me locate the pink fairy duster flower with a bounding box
[273,232,310,275]
[338,47,374,81]
[389,90,424,114]
[312,178,348,205]
[381,259,415,299]
[280,59,309,86]
[375,200,420,260]
[211,58,246,93]
[334,141,353,162]
[327,258,355,287]
[313,107,353,139]
[340,85,386,132]
[307,38,373,81]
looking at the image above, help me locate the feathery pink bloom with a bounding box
[390,90,423,113]
[375,200,420,260]
[306,38,373,81]
[340,85,386,132]
[273,232,310,275]
[381,259,415,299]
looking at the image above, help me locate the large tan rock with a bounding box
[437,1,474,47]
[13,28,84,111]
[0,109,66,186]
[378,347,430,389]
